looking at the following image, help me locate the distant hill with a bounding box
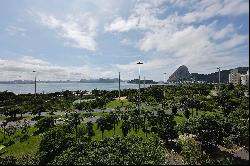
[191,67,249,83]
[167,65,249,83]
[167,65,191,82]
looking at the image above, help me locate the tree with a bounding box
[35,116,55,134]
[131,114,141,133]
[50,135,165,165]
[69,112,82,142]
[109,112,119,135]
[183,108,191,119]
[20,119,31,142]
[86,122,95,138]
[97,117,106,139]
[141,111,150,137]
[158,114,178,143]
[178,136,212,165]
[171,105,178,115]
[179,114,224,148]
[32,104,46,117]
[121,120,131,137]
[0,121,8,139]
[37,126,74,164]
[5,125,17,144]
[0,156,17,165]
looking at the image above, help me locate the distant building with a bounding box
[127,79,157,84]
[229,69,241,86]
[241,70,249,87]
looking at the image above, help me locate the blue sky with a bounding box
[0,0,249,81]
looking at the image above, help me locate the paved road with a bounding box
[0,104,173,128]
[0,115,102,128]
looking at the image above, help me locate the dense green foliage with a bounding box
[0,83,249,165]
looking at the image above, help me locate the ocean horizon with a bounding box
[0,82,152,94]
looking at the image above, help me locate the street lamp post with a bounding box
[144,76,146,88]
[18,75,22,94]
[163,73,167,109]
[217,67,221,94]
[163,73,166,98]
[33,70,36,98]
[137,62,143,111]
[119,72,121,101]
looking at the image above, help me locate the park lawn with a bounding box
[79,121,154,141]
[50,114,66,119]
[106,100,135,108]
[0,115,6,121]
[174,112,185,125]
[174,109,222,126]
[0,135,41,158]
[0,126,41,158]
[20,115,32,121]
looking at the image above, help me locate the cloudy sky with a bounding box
[0,0,249,81]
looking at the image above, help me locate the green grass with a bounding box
[0,108,221,159]
[0,145,5,150]
[0,135,41,158]
[22,116,32,121]
[174,112,185,125]
[106,99,134,108]
[0,116,6,121]
[79,121,154,141]
[0,126,41,158]
[174,109,222,126]
[50,114,66,119]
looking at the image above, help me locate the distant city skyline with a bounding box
[0,0,249,81]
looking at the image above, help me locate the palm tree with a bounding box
[0,121,8,139]
[121,119,131,137]
[97,117,106,139]
[86,121,95,138]
[70,112,82,143]
[183,107,191,119]
[141,110,150,137]
[109,112,119,135]
[171,105,178,115]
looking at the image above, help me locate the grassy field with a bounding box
[0,135,41,158]
[0,119,154,158]
[0,116,5,121]
[79,121,154,141]
[0,127,41,158]
[0,108,215,159]
[106,99,135,108]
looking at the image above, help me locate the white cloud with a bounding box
[113,57,179,79]
[5,25,26,36]
[212,24,235,40]
[32,12,98,51]
[0,56,118,81]
[105,16,140,32]
[105,0,249,77]
[219,0,249,16]
[20,56,50,66]
[171,0,249,23]
[120,38,134,46]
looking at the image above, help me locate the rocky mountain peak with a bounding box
[167,65,190,82]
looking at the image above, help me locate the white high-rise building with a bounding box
[229,69,241,86]
[241,70,249,87]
